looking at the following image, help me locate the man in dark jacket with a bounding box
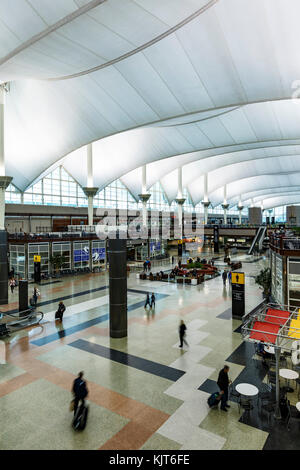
[72,371,88,415]
[55,301,66,322]
[144,293,151,309]
[179,320,188,348]
[217,365,231,411]
[150,292,156,309]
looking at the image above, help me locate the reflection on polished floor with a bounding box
[0,253,293,450]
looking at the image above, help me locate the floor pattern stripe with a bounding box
[69,338,186,382]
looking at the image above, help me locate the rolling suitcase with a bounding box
[72,403,89,431]
[207,392,222,409]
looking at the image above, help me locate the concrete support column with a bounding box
[83,188,98,226]
[222,185,229,225]
[138,165,151,229]
[238,206,244,225]
[142,165,147,195]
[83,143,98,226]
[202,201,210,225]
[0,86,5,178]
[0,85,12,305]
[238,196,244,226]
[0,229,8,304]
[201,173,210,225]
[175,167,185,239]
[88,195,93,226]
[87,143,93,187]
[248,207,262,225]
[175,199,185,239]
[108,238,127,338]
[0,177,12,230]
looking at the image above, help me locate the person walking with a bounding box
[55,301,66,322]
[217,365,232,411]
[9,278,16,293]
[32,287,40,307]
[150,292,155,309]
[72,371,88,416]
[228,271,232,284]
[148,260,151,272]
[179,320,188,348]
[222,270,227,286]
[144,293,151,309]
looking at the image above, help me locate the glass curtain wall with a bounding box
[23,167,88,206]
[95,179,137,210]
[9,244,26,278]
[5,167,251,219]
[5,184,21,204]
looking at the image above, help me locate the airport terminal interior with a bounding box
[2,0,300,452]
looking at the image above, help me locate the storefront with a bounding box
[9,238,106,279]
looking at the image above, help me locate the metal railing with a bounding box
[270,235,300,251]
[2,309,44,332]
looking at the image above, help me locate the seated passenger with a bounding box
[257,341,271,365]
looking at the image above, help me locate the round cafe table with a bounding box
[296,402,300,412]
[279,368,299,393]
[235,383,259,397]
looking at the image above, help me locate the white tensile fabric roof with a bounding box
[2,0,300,209]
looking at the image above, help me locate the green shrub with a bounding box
[186,262,204,269]
[255,267,271,295]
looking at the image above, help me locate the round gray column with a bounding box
[108,238,127,338]
[0,230,8,305]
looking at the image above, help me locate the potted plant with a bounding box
[255,267,271,300]
[49,254,66,276]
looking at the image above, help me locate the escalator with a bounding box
[248,226,267,255]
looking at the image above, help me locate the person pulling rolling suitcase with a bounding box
[71,372,89,430]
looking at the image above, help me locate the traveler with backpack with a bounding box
[72,371,88,416]
[55,301,66,322]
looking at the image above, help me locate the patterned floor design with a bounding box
[1,252,296,450]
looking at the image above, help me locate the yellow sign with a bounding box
[232,272,245,285]
[178,240,182,244]
[34,255,41,263]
